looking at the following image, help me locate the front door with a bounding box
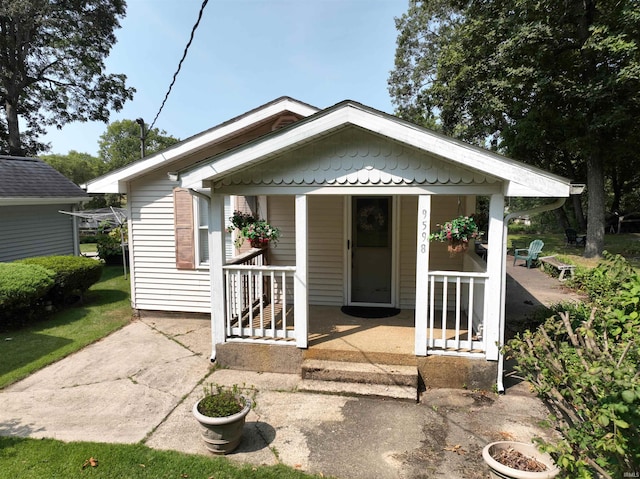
[349,196,393,305]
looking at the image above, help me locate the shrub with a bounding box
[96,226,127,264]
[0,263,55,328]
[18,256,103,305]
[505,256,640,478]
[569,252,634,304]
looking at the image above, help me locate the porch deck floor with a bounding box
[232,304,475,365]
[306,306,418,365]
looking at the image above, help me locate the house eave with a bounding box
[85,97,320,194]
[0,196,89,206]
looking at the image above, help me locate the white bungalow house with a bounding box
[86,97,579,392]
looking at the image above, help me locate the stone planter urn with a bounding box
[482,442,560,479]
[192,391,252,455]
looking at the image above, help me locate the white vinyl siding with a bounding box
[0,204,77,262]
[267,195,344,306]
[308,196,344,305]
[266,195,296,267]
[130,171,210,313]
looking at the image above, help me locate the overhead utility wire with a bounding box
[149,0,209,132]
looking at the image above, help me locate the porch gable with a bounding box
[212,127,501,190]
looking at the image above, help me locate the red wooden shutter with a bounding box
[174,188,195,269]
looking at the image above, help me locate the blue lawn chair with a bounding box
[513,239,544,268]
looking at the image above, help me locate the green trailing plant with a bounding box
[504,255,640,478]
[197,383,256,418]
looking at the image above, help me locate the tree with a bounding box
[98,119,180,173]
[0,0,135,156]
[41,151,103,186]
[389,0,640,257]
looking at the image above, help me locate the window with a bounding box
[193,195,233,267]
[174,188,234,270]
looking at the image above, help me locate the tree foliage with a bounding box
[0,0,135,156]
[41,151,103,185]
[98,119,180,173]
[389,0,640,257]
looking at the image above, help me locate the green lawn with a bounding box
[0,265,132,389]
[0,263,324,478]
[508,232,640,269]
[0,436,322,479]
[80,242,98,254]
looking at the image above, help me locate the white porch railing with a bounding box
[425,270,488,357]
[223,250,296,343]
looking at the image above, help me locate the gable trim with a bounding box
[179,103,572,198]
[86,97,320,194]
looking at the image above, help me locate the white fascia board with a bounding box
[86,98,319,194]
[180,109,352,189]
[211,183,503,196]
[345,108,572,198]
[181,103,572,198]
[0,196,89,206]
[505,182,570,197]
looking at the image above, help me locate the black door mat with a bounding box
[340,306,401,319]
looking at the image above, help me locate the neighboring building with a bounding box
[0,155,89,262]
[87,97,580,390]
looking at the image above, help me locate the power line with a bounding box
[149,0,209,132]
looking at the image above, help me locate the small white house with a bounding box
[87,97,579,390]
[0,155,88,262]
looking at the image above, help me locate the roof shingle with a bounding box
[0,155,88,199]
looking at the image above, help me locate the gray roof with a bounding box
[0,155,89,199]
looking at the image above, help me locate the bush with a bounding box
[505,255,640,478]
[569,252,635,304]
[18,256,103,305]
[0,263,56,328]
[96,226,127,264]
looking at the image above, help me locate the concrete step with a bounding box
[298,379,417,402]
[302,359,418,387]
[300,359,418,401]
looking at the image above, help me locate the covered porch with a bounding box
[218,242,492,362]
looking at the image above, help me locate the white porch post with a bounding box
[209,193,227,361]
[294,194,309,348]
[415,195,431,356]
[484,193,504,360]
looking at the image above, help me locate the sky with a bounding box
[42,0,409,157]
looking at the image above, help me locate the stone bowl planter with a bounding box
[482,441,560,479]
[192,396,252,455]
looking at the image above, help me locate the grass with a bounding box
[0,436,322,479]
[0,265,132,389]
[80,242,98,254]
[508,232,640,269]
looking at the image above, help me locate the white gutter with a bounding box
[497,196,571,393]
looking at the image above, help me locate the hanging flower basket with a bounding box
[227,210,280,248]
[447,240,468,255]
[430,216,479,256]
[249,238,269,249]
